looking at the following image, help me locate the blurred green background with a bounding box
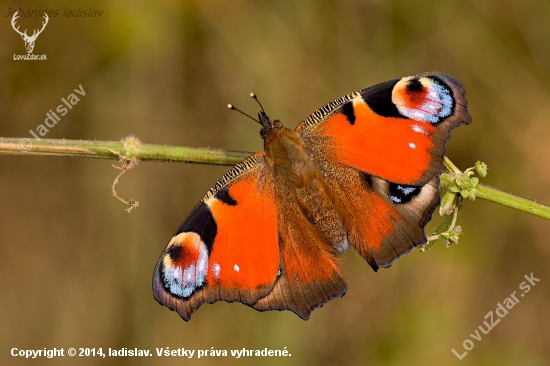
[1,0,549,365]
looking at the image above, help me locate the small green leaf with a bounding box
[440,191,457,215]
[475,161,488,177]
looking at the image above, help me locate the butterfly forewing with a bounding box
[298,72,470,186]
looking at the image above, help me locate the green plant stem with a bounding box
[1,137,549,221]
[0,137,250,166]
[441,157,550,220]
[475,184,550,220]
[443,156,462,174]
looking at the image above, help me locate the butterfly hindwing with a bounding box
[368,176,440,267]
[252,249,348,320]
[252,188,348,319]
[318,161,440,269]
[153,153,280,320]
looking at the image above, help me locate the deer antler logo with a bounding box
[11,11,49,54]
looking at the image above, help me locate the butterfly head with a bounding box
[227,97,284,141]
[259,111,284,140]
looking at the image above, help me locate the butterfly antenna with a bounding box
[227,104,261,125]
[250,93,266,114]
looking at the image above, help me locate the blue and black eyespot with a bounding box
[388,183,421,204]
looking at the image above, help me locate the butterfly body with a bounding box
[153,72,471,321]
[262,118,348,252]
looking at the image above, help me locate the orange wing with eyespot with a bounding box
[153,154,280,320]
[298,72,470,185]
[297,72,470,269]
[153,153,347,321]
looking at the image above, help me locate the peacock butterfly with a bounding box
[153,72,471,320]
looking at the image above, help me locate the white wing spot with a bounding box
[233,264,240,273]
[412,124,428,135]
[212,262,221,279]
[409,142,416,149]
